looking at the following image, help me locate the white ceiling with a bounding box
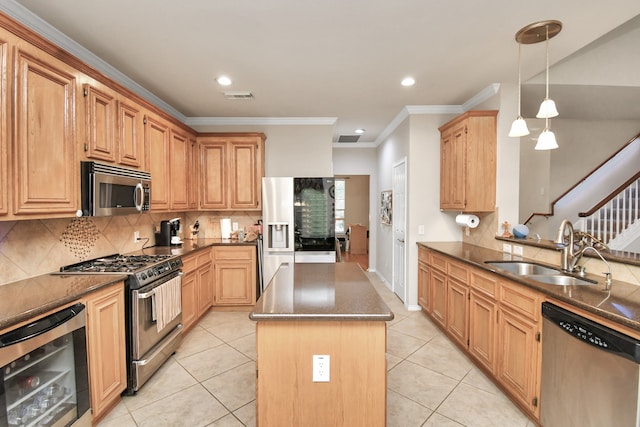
[6,0,640,143]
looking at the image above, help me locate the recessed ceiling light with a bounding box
[401,77,415,87]
[217,76,232,86]
[355,128,365,134]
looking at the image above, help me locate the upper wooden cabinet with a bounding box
[83,84,117,163]
[0,36,8,217]
[117,100,144,168]
[439,110,497,212]
[169,128,190,211]
[198,133,265,211]
[145,114,171,211]
[12,42,79,217]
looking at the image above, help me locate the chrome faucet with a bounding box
[574,246,613,289]
[556,219,575,271]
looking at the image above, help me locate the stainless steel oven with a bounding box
[81,161,151,216]
[0,303,90,427]
[59,254,183,395]
[130,272,183,393]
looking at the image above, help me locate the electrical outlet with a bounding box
[134,231,140,242]
[418,225,425,235]
[513,245,524,256]
[312,355,330,382]
[502,243,512,254]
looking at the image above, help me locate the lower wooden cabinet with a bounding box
[417,246,542,422]
[83,282,126,423]
[181,248,212,332]
[213,246,256,306]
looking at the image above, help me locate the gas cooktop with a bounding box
[60,254,175,273]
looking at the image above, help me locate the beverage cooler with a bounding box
[0,304,90,427]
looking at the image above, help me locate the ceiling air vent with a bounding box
[338,135,360,143]
[223,91,254,100]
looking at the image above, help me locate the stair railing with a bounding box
[579,172,640,245]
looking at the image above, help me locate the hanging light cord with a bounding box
[544,24,550,101]
[517,42,522,116]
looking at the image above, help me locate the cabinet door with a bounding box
[440,123,466,210]
[188,137,199,209]
[469,290,497,373]
[0,37,7,216]
[83,84,116,163]
[200,140,227,209]
[117,100,143,168]
[85,283,126,422]
[145,115,170,210]
[181,271,197,332]
[197,264,213,317]
[170,128,189,210]
[446,278,468,347]
[418,262,429,311]
[13,47,78,215]
[429,268,447,327]
[229,138,261,210]
[214,261,253,305]
[497,308,540,415]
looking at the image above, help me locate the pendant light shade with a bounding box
[535,127,559,150]
[509,42,530,137]
[509,117,530,137]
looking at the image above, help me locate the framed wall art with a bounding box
[380,190,392,225]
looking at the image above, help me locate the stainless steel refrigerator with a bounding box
[262,177,336,289]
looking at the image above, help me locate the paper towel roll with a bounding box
[220,218,232,239]
[456,214,480,228]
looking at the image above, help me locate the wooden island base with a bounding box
[256,320,387,426]
[250,263,393,427]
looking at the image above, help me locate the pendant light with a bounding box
[513,20,562,149]
[508,41,529,137]
[536,24,559,119]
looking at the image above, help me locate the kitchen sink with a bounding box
[485,261,561,276]
[485,261,599,286]
[526,274,597,286]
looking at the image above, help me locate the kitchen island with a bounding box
[250,262,393,426]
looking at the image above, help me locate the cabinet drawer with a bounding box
[196,250,211,265]
[213,246,255,261]
[470,270,497,298]
[418,247,430,264]
[447,260,469,283]
[181,253,197,273]
[430,253,447,272]
[500,280,541,321]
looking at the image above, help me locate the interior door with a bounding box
[393,159,407,301]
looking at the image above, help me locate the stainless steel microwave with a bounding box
[81,161,151,216]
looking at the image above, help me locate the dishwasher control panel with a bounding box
[542,302,640,364]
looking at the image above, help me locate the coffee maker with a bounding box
[155,218,182,246]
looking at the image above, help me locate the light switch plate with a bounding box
[502,243,512,254]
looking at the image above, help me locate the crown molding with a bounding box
[0,0,187,122]
[332,142,377,149]
[185,117,337,126]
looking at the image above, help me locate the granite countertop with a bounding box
[0,238,258,332]
[0,274,126,331]
[250,263,394,322]
[418,241,640,332]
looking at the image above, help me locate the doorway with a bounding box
[393,159,407,302]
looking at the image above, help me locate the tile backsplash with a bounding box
[0,211,261,286]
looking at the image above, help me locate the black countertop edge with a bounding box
[495,236,640,267]
[418,241,640,333]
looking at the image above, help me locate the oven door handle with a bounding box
[137,289,156,300]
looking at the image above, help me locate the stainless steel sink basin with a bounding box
[486,261,561,276]
[526,274,597,286]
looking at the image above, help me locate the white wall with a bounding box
[194,124,334,177]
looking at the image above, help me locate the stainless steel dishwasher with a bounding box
[541,302,640,426]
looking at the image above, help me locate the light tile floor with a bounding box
[98,270,536,427]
